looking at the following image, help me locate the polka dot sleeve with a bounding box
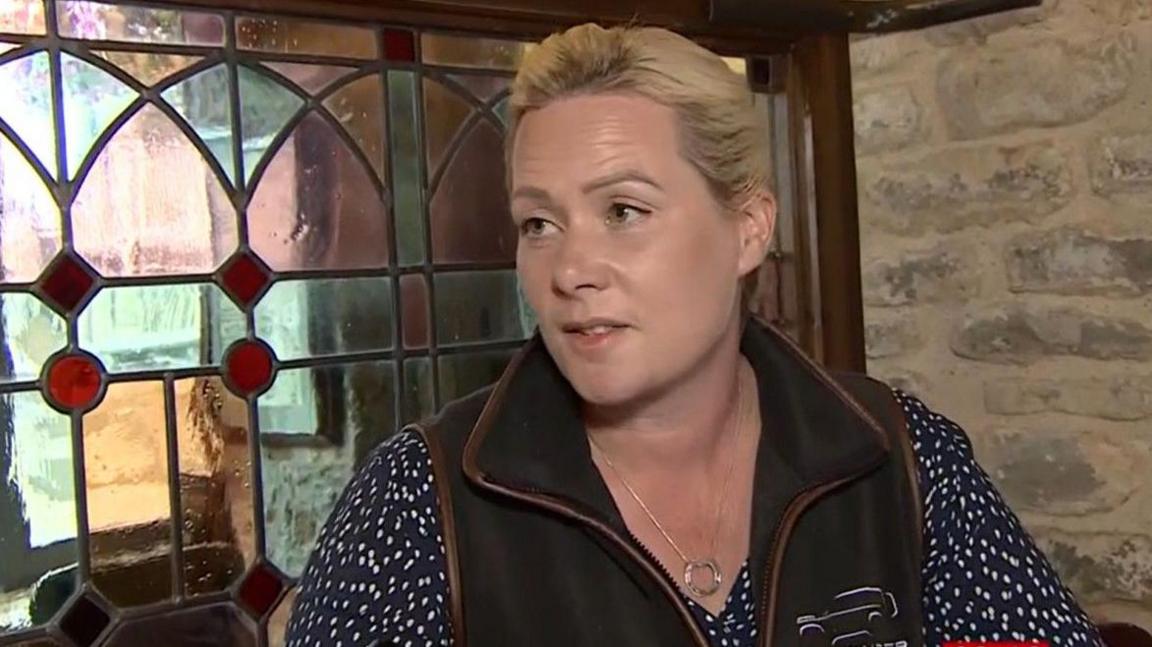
[285,430,452,647]
[898,391,1105,646]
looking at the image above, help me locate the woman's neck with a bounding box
[583,332,753,474]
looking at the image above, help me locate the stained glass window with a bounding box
[0,2,789,644]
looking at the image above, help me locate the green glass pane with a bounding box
[387,70,424,267]
[322,75,385,181]
[0,52,55,177]
[0,293,66,382]
[402,357,432,424]
[494,95,509,126]
[0,132,62,283]
[0,390,78,632]
[434,270,533,346]
[58,1,224,46]
[438,349,515,403]
[162,64,234,183]
[255,277,393,361]
[61,53,136,179]
[260,361,395,577]
[78,283,244,373]
[238,65,303,182]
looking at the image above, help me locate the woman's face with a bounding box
[510,93,772,408]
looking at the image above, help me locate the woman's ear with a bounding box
[737,189,777,277]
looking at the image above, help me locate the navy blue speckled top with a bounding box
[285,390,1104,647]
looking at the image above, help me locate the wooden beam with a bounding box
[795,33,867,372]
[710,0,1042,34]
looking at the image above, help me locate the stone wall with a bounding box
[852,0,1152,625]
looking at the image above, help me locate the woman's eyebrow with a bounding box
[581,169,664,194]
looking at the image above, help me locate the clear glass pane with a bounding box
[0,390,77,632]
[0,43,18,55]
[387,71,424,267]
[494,95,509,126]
[62,53,136,179]
[447,74,509,102]
[1,293,66,382]
[0,0,45,34]
[254,277,393,361]
[402,357,431,424]
[0,133,62,283]
[72,104,238,277]
[435,270,532,345]
[176,376,254,597]
[430,119,515,263]
[322,74,385,181]
[261,361,395,576]
[248,111,390,272]
[420,32,532,71]
[422,77,472,178]
[161,64,234,183]
[399,274,428,348]
[236,16,375,59]
[438,349,514,403]
[261,61,354,96]
[0,52,56,178]
[92,51,202,87]
[238,65,303,183]
[58,1,224,45]
[79,283,244,373]
[83,381,173,608]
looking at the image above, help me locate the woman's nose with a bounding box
[552,229,610,295]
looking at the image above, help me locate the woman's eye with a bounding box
[519,217,556,238]
[607,203,649,226]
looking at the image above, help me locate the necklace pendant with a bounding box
[684,559,723,597]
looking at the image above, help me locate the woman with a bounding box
[286,24,1104,647]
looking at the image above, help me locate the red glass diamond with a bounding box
[237,564,285,618]
[219,252,271,307]
[383,29,416,62]
[59,594,111,647]
[38,253,97,314]
[45,353,102,412]
[224,340,274,397]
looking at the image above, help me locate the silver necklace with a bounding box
[589,374,747,598]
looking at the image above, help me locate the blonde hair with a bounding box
[505,22,770,209]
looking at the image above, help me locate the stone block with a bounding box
[1007,228,1152,296]
[1035,531,1152,604]
[937,33,1135,139]
[863,242,979,306]
[859,141,1072,235]
[923,3,1055,45]
[1090,131,1152,196]
[951,304,1152,364]
[865,315,922,359]
[983,427,1143,515]
[854,84,925,156]
[984,375,1152,420]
